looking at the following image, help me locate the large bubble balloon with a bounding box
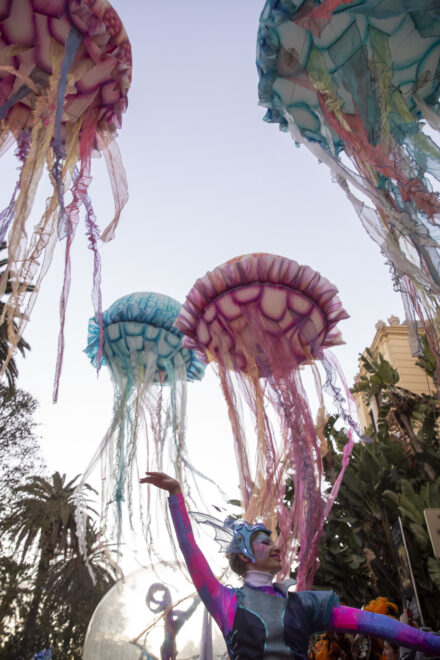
[0,0,132,398]
[176,253,358,588]
[75,292,205,566]
[257,1,440,380]
[83,565,227,659]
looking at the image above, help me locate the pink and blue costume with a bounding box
[169,493,440,659]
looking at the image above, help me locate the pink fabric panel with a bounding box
[168,493,237,636]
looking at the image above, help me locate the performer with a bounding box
[140,472,440,659]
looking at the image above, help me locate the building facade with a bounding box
[353,316,434,432]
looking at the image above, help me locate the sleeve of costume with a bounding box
[296,590,340,632]
[168,493,237,635]
[328,606,440,656]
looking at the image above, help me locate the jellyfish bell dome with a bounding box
[83,564,227,659]
[86,291,205,383]
[176,252,348,376]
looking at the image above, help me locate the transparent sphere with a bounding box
[83,564,227,659]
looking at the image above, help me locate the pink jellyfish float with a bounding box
[0,0,131,399]
[176,253,360,588]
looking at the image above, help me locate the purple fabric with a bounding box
[328,606,440,656]
[256,584,284,598]
[53,109,103,402]
[0,134,30,244]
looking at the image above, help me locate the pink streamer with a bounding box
[177,254,357,586]
[53,108,103,402]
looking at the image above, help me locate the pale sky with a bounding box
[4,1,404,505]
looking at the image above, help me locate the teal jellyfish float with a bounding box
[257,1,440,379]
[75,292,205,562]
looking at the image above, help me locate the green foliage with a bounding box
[0,472,115,659]
[291,342,440,628]
[311,421,405,607]
[0,553,33,641]
[351,349,400,402]
[415,335,438,383]
[2,473,83,560]
[0,387,113,657]
[0,385,46,520]
[0,385,47,655]
[0,242,32,393]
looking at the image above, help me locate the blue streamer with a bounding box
[52,27,83,238]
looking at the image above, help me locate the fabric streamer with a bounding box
[0,0,131,399]
[257,0,440,382]
[74,292,205,572]
[176,253,360,588]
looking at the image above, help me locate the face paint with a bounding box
[251,531,282,574]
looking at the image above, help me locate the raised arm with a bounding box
[140,472,182,496]
[140,472,236,635]
[327,605,440,657]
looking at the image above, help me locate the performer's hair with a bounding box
[227,552,248,576]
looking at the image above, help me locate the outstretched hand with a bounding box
[140,471,181,495]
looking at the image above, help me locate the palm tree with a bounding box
[0,241,31,392]
[0,472,99,658]
[40,539,115,656]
